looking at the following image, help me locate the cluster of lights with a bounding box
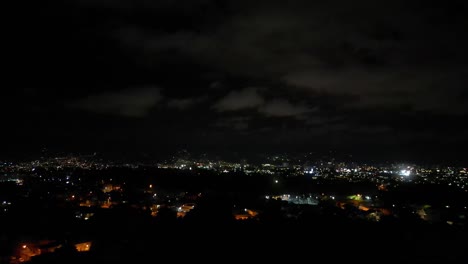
[400,169,411,177]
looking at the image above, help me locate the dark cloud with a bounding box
[214,116,250,131]
[284,67,468,114]
[113,0,467,114]
[167,97,206,110]
[213,88,264,111]
[259,99,312,118]
[8,0,468,162]
[213,88,313,118]
[70,87,162,117]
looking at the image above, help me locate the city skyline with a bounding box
[2,144,467,263]
[3,2,468,262]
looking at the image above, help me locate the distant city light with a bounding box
[400,170,410,177]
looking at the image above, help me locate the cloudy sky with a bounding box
[7,0,468,162]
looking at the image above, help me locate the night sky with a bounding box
[7,0,468,162]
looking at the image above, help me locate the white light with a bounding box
[400,170,410,177]
[275,180,278,183]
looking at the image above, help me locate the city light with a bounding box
[3,1,468,261]
[400,170,411,177]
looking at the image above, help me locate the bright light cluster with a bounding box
[400,169,411,177]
